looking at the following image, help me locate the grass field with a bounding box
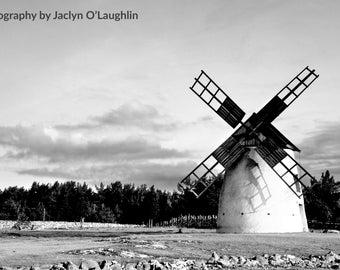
[0,227,339,267]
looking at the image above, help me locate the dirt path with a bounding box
[0,236,112,266]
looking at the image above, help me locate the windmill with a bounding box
[178,67,319,233]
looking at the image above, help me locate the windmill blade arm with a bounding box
[178,137,248,198]
[278,66,319,106]
[190,70,246,128]
[178,154,226,198]
[255,66,319,124]
[256,142,316,198]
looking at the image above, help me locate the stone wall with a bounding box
[0,220,139,230]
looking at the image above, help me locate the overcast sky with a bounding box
[0,0,340,191]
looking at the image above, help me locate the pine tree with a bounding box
[304,170,340,222]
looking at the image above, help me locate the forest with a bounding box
[0,171,339,225]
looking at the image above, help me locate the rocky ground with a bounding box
[2,250,340,270]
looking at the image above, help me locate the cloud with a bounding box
[298,122,340,181]
[0,120,194,190]
[17,161,196,190]
[0,103,213,190]
[56,103,179,132]
[17,167,76,180]
[0,125,189,162]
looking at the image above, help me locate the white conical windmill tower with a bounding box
[178,67,319,233]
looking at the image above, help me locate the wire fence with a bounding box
[155,216,340,230]
[155,214,217,228]
[308,220,340,231]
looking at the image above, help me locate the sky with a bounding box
[0,0,340,191]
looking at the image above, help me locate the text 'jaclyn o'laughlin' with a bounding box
[0,10,139,22]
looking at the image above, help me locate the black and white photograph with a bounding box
[0,0,339,268]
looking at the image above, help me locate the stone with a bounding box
[108,262,122,270]
[99,261,108,270]
[63,261,78,270]
[136,261,149,270]
[325,251,339,264]
[160,262,171,270]
[124,263,136,270]
[255,255,268,266]
[172,260,186,270]
[304,259,316,268]
[79,260,101,270]
[50,263,66,270]
[217,257,232,268]
[192,260,207,270]
[291,257,305,267]
[244,259,259,267]
[207,251,219,264]
[238,256,247,265]
[149,260,163,270]
[269,254,285,267]
[228,255,239,265]
[100,261,118,270]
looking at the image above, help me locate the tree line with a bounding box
[0,175,222,224]
[0,171,338,224]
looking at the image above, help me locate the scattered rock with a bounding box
[79,260,101,270]
[124,263,136,270]
[325,251,340,263]
[238,256,246,265]
[254,255,268,265]
[217,256,232,268]
[106,261,122,270]
[63,261,78,270]
[172,260,186,270]
[149,260,163,270]
[50,263,66,270]
[194,260,208,270]
[206,251,219,264]
[228,255,239,265]
[244,259,259,267]
[135,261,149,270]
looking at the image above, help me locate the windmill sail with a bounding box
[178,153,225,198]
[255,66,319,124]
[190,70,245,128]
[178,137,247,198]
[256,140,313,198]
